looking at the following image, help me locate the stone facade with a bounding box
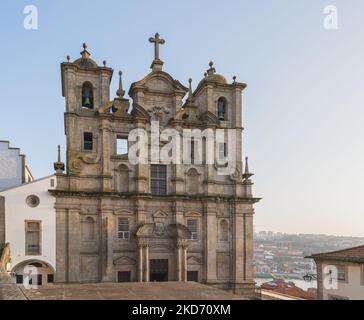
[52,35,260,297]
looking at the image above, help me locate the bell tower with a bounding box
[61,43,113,113]
[60,44,114,176]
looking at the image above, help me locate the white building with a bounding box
[0,141,33,191]
[309,246,364,300]
[0,175,56,286]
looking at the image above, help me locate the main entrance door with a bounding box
[150,259,168,282]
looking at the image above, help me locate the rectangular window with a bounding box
[16,275,23,284]
[50,179,55,187]
[118,218,130,240]
[83,132,93,151]
[337,265,346,281]
[47,274,54,283]
[25,221,41,255]
[151,165,167,195]
[187,219,198,240]
[117,137,128,155]
[361,265,364,286]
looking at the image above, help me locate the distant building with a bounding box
[308,246,364,300]
[0,141,33,191]
[0,176,56,286]
[260,279,316,300]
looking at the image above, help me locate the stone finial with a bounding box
[103,60,107,67]
[66,55,70,62]
[207,61,216,76]
[243,157,254,180]
[116,71,125,98]
[54,145,65,173]
[204,72,207,78]
[233,76,237,83]
[188,78,193,100]
[80,42,91,59]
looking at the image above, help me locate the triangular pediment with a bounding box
[200,111,219,125]
[153,210,168,219]
[113,256,136,265]
[187,256,203,265]
[131,103,150,120]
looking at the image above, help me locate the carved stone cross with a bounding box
[149,33,165,61]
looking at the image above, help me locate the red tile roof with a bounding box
[307,245,364,263]
[261,280,316,300]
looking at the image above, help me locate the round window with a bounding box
[26,195,40,208]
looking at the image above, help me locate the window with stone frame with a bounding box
[217,97,227,121]
[117,217,130,240]
[186,168,199,194]
[83,132,93,151]
[187,219,198,240]
[116,137,128,156]
[25,221,41,255]
[81,81,94,109]
[151,164,167,195]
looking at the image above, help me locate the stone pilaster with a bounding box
[55,208,67,283]
[67,209,81,282]
[204,203,217,283]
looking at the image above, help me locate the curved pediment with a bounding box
[129,71,188,97]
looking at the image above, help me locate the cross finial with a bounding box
[54,145,65,173]
[149,32,165,71]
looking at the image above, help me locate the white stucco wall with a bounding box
[0,175,56,272]
[322,262,364,300]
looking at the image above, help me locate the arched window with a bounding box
[82,82,94,109]
[187,168,199,194]
[82,217,95,241]
[220,220,229,242]
[217,97,227,121]
[118,164,129,193]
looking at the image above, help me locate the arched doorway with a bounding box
[11,260,55,286]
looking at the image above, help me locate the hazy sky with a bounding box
[0,1,363,237]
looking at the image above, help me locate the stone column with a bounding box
[176,245,182,281]
[182,245,188,282]
[138,244,143,282]
[143,245,149,282]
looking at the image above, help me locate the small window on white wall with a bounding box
[118,217,130,240]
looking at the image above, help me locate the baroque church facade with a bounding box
[52,33,260,297]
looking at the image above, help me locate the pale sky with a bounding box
[0,0,363,237]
